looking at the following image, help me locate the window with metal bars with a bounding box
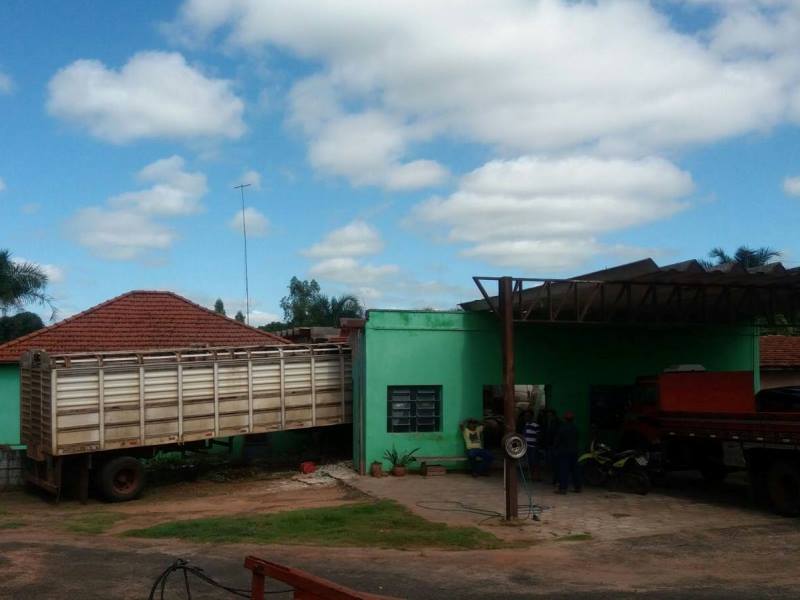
[387,386,442,433]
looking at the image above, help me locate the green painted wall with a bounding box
[357,310,758,471]
[0,364,21,448]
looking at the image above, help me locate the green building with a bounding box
[351,309,758,473]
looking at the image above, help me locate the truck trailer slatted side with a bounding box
[20,343,353,501]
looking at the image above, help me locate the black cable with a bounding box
[148,558,294,599]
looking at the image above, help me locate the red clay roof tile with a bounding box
[0,290,288,362]
[760,335,800,369]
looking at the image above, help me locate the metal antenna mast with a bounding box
[234,183,252,325]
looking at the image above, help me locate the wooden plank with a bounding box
[50,369,58,457]
[177,363,183,441]
[247,356,254,432]
[213,362,220,436]
[310,352,317,427]
[138,366,145,445]
[98,368,105,450]
[279,348,286,430]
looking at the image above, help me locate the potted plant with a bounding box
[370,460,384,477]
[384,446,420,476]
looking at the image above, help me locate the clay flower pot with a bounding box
[370,461,384,477]
[391,466,407,477]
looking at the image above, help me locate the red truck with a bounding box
[622,370,800,515]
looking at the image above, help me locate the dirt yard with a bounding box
[2,467,800,599]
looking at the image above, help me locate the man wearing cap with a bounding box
[554,410,582,494]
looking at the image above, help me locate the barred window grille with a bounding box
[387,386,442,433]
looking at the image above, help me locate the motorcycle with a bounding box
[579,441,651,495]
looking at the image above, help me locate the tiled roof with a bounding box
[0,291,288,362]
[760,335,800,369]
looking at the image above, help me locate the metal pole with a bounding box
[234,183,252,325]
[499,276,518,520]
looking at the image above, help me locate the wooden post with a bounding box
[499,276,518,520]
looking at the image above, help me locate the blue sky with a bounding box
[2,0,799,325]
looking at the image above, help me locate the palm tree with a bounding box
[0,249,53,316]
[328,294,364,325]
[702,245,781,270]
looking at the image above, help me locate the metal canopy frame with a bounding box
[469,264,800,521]
[470,276,800,326]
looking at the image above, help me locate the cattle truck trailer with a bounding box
[20,343,352,501]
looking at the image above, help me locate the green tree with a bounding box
[259,321,287,333]
[702,245,781,269]
[213,298,226,316]
[328,294,363,324]
[280,277,328,326]
[279,277,364,326]
[0,250,53,316]
[0,311,44,343]
[234,310,246,323]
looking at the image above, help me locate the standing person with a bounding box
[554,410,582,494]
[523,410,541,481]
[460,419,494,476]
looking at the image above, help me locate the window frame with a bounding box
[386,385,442,433]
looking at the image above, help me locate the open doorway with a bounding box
[481,384,548,448]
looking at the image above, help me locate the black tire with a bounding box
[766,460,800,516]
[98,456,146,502]
[621,469,651,495]
[582,460,607,487]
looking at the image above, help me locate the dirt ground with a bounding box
[2,468,800,599]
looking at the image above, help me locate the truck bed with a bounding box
[659,410,800,445]
[20,343,352,460]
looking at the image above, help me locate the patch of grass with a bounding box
[125,500,503,550]
[555,533,592,542]
[64,512,127,534]
[0,520,25,530]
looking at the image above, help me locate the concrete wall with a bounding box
[0,364,21,447]
[357,310,759,470]
[0,448,23,489]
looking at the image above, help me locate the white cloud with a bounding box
[47,51,245,143]
[304,221,383,258]
[170,1,799,156]
[237,169,262,190]
[303,221,399,302]
[249,309,281,327]
[229,206,269,237]
[68,208,176,260]
[300,108,448,190]
[0,71,13,95]
[309,257,399,286]
[413,156,694,271]
[67,156,206,260]
[14,258,65,284]
[784,176,800,197]
[109,156,207,216]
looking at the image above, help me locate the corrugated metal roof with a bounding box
[461,258,800,325]
[0,291,289,363]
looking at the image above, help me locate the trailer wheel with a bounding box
[99,456,146,502]
[767,460,800,517]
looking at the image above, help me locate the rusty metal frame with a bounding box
[471,276,800,326]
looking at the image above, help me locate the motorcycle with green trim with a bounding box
[579,441,651,495]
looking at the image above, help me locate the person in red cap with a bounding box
[554,410,582,494]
